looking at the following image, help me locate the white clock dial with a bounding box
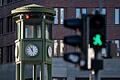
[48,46,52,57]
[25,44,38,57]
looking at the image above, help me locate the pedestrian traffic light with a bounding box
[89,11,106,51]
[63,17,88,70]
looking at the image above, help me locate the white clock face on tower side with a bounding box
[48,46,52,57]
[25,44,38,57]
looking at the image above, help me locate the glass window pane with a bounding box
[60,8,64,24]
[94,8,106,15]
[76,8,81,18]
[115,8,119,24]
[115,40,120,48]
[46,24,52,39]
[101,8,106,15]
[54,8,58,24]
[82,8,87,14]
[76,8,87,18]
[37,25,41,38]
[60,40,64,56]
[101,48,107,57]
[54,40,58,56]
[46,29,48,39]
[25,25,34,38]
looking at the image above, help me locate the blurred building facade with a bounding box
[0,0,120,80]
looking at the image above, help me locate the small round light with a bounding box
[25,15,30,19]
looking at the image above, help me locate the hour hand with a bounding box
[30,46,33,52]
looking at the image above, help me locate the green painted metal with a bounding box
[12,4,54,80]
[43,40,53,63]
[48,64,52,80]
[20,63,25,80]
[16,64,20,80]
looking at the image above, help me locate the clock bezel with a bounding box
[47,46,52,58]
[25,44,39,57]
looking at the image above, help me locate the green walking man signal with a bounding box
[93,34,102,46]
[89,11,106,50]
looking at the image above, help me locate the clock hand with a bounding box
[30,46,33,52]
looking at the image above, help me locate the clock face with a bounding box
[48,46,52,57]
[25,44,38,57]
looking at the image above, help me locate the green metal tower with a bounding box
[11,4,55,80]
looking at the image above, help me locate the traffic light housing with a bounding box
[89,12,106,51]
[63,17,88,70]
[63,52,80,64]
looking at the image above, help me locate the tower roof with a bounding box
[11,4,55,15]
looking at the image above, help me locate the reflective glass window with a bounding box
[25,25,34,38]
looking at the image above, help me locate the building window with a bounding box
[54,40,58,56]
[53,40,65,57]
[101,8,106,15]
[0,18,3,34]
[54,8,65,24]
[76,8,87,18]
[101,48,107,58]
[0,47,3,64]
[95,8,106,15]
[6,45,14,63]
[0,0,18,5]
[60,40,64,56]
[54,8,59,24]
[114,40,120,48]
[53,77,67,80]
[60,8,64,24]
[7,16,14,33]
[115,8,119,24]
[113,40,120,57]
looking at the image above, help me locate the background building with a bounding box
[0,0,120,80]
